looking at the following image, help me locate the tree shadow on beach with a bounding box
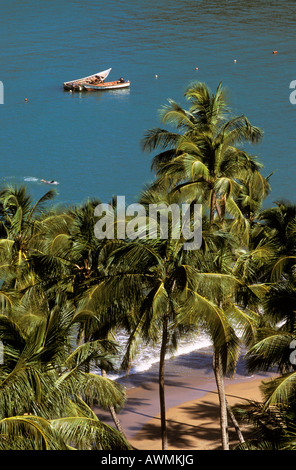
[131,394,257,450]
[131,400,225,449]
[118,371,215,397]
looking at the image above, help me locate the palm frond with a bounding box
[262,372,296,409]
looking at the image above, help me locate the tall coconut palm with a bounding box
[177,250,242,449]
[140,83,271,447]
[174,217,273,449]
[85,181,257,449]
[142,82,268,241]
[82,182,207,450]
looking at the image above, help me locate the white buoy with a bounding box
[155,74,158,78]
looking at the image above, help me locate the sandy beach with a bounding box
[95,348,273,450]
[128,378,265,450]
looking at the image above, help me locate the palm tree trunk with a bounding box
[101,369,127,440]
[159,307,169,450]
[220,195,226,221]
[109,404,128,439]
[216,195,226,223]
[212,350,229,450]
[226,400,245,444]
[210,190,216,225]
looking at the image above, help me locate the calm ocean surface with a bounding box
[1,0,296,209]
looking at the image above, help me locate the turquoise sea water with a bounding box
[1,0,296,208]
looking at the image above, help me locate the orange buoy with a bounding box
[273,51,277,54]
[24,98,28,101]
[195,67,198,70]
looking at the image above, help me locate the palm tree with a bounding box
[20,197,131,438]
[82,183,207,450]
[230,275,296,450]
[0,184,56,291]
[139,83,273,448]
[177,251,240,449]
[228,198,296,449]
[245,275,296,385]
[256,200,296,281]
[86,181,260,449]
[232,396,296,450]
[142,82,268,239]
[174,217,274,449]
[0,188,132,447]
[258,200,296,249]
[0,289,130,449]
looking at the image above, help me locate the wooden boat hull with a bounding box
[83,81,130,91]
[63,68,130,92]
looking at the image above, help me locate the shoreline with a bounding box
[94,348,273,449]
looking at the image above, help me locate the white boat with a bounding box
[63,68,130,91]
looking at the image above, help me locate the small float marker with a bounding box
[195,67,198,70]
[155,74,158,78]
[234,59,237,63]
[273,51,277,54]
[24,98,28,101]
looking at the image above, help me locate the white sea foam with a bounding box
[107,332,212,381]
[24,176,39,182]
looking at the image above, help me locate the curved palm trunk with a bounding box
[212,350,229,450]
[159,306,169,450]
[227,400,245,444]
[109,404,127,439]
[101,369,127,440]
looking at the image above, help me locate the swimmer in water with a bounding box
[41,179,58,184]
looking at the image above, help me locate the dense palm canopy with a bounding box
[0,187,130,450]
[0,292,130,449]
